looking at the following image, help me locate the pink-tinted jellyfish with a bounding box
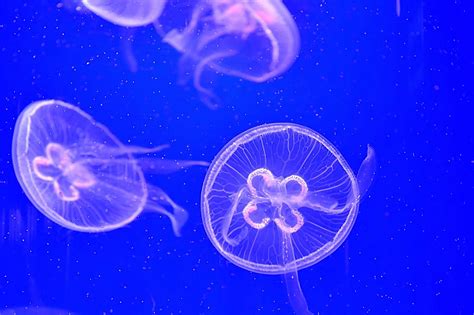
[201,123,376,314]
[82,0,168,27]
[157,0,300,108]
[12,100,207,234]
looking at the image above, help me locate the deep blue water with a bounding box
[0,0,472,314]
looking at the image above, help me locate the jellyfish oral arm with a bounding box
[79,143,170,160]
[284,270,313,315]
[281,233,313,315]
[221,187,249,246]
[137,158,209,175]
[191,49,237,109]
[117,144,170,156]
[356,145,376,199]
[248,8,279,69]
[302,191,347,214]
[144,185,189,237]
[80,143,209,174]
[243,167,312,313]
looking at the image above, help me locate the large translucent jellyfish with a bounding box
[201,123,376,314]
[157,0,300,108]
[12,100,207,234]
[82,0,167,27]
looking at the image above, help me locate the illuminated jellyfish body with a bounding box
[82,0,167,27]
[158,0,300,108]
[201,123,376,314]
[12,100,207,234]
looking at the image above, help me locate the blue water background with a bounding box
[0,0,472,314]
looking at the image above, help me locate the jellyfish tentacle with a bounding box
[221,187,248,246]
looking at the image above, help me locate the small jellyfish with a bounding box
[12,100,207,235]
[82,0,167,27]
[201,123,376,314]
[157,0,300,108]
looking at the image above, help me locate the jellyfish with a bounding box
[12,100,207,235]
[82,0,167,27]
[157,0,300,108]
[201,123,376,314]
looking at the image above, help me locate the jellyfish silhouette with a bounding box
[157,0,300,108]
[12,100,207,234]
[201,123,376,314]
[82,0,167,27]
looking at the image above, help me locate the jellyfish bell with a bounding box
[12,100,207,235]
[156,0,300,108]
[201,123,376,314]
[82,0,168,27]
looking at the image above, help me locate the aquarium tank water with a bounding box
[0,0,471,314]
